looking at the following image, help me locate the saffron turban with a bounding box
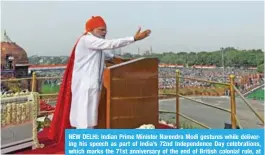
[85,16,106,32]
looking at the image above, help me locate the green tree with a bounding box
[257,64,264,73]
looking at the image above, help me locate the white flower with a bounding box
[38,128,43,132]
[136,124,155,129]
[168,124,177,128]
[159,120,177,128]
[159,120,167,125]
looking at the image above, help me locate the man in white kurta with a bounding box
[69,16,151,129]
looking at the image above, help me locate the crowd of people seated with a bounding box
[159,67,264,94]
[1,67,263,95]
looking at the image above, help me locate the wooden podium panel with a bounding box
[97,58,159,129]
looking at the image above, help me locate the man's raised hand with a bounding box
[134,27,151,41]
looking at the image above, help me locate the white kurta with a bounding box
[70,33,135,128]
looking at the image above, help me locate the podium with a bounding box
[96,57,159,129]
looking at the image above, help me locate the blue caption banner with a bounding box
[65,129,264,155]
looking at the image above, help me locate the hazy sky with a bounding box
[1,1,264,56]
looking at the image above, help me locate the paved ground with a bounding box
[159,96,264,129]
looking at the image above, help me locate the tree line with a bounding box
[122,47,264,73]
[28,47,264,73]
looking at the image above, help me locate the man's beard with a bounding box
[99,35,106,39]
[91,32,105,39]
[96,34,105,39]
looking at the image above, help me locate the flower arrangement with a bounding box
[1,101,31,127]
[37,100,55,132]
[32,92,45,149]
[37,115,52,132]
[136,124,155,129]
[1,90,31,97]
[135,120,178,129]
[159,120,177,128]
[39,100,55,112]
[0,91,44,149]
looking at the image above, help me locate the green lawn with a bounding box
[40,83,264,102]
[246,88,264,101]
[41,83,60,94]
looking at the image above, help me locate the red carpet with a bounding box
[14,124,175,154]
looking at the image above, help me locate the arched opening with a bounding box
[5,54,14,69]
